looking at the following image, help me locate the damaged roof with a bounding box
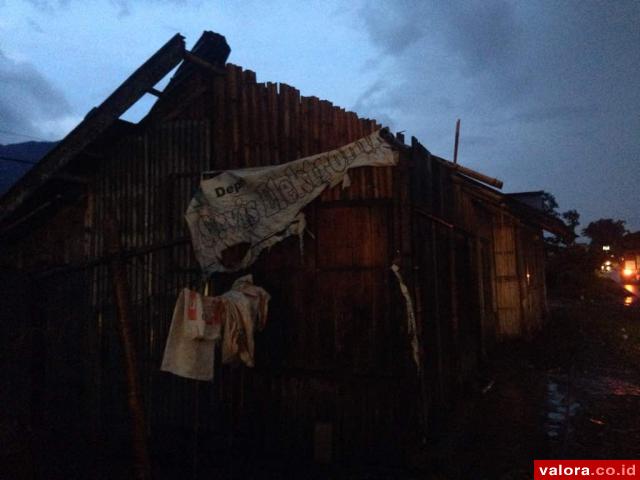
[0,31,233,228]
[0,30,571,242]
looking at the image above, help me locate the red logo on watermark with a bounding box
[534,460,638,479]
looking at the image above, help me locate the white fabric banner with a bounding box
[186,129,398,274]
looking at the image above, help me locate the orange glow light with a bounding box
[622,268,634,277]
[624,284,638,296]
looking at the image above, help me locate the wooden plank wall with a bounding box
[407,139,487,427]
[406,138,549,425]
[5,62,552,471]
[516,224,547,336]
[79,64,417,467]
[493,215,521,337]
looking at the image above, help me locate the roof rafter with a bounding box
[0,33,187,223]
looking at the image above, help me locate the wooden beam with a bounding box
[451,163,503,189]
[183,51,227,76]
[52,173,90,184]
[1,195,62,234]
[105,218,152,480]
[147,87,163,97]
[143,72,208,124]
[453,118,460,164]
[0,33,186,224]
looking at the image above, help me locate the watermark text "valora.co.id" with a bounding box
[534,460,638,479]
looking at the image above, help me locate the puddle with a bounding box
[623,284,638,307]
[576,375,640,397]
[544,374,580,440]
[543,369,640,442]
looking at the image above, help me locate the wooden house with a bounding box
[0,31,570,476]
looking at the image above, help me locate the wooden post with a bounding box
[408,137,430,434]
[453,118,460,164]
[105,218,152,480]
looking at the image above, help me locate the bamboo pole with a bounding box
[105,218,152,480]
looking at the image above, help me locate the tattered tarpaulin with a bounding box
[186,129,398,274]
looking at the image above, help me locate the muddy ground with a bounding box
[430,298,640,480]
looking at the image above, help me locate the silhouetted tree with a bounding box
[541,192,579,247]
[541,192,559,217]
[561,209,580,244]
[622,231,640,250]
[582,218,627,250]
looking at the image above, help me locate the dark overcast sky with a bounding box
[1,0,638,231]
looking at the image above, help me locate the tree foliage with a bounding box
[582,218,627,248]
[541,192,559,217]
[541,192,579,247]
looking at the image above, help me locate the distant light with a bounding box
[602,245,610,251]
[622,268,634,277]
[605,261,611,266]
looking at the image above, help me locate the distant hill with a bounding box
[0,141,57,195]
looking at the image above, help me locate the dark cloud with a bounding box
[511,105,599,124]
[444,1,521,74]
[0,49,72,143]
[352,0,640,230]
[360,4,427,55]
[25,0,198,17]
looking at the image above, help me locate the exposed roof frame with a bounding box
[0,33,187,224]
[451,163,573,240]
[411,137,504,190]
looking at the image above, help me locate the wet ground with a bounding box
[438,299,640,479]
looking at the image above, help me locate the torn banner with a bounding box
[186,130,398,274]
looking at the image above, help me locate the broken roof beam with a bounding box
[0,33,187,223]
[451,163,503,190]
[412,136,503,190]
[183,51,227,75]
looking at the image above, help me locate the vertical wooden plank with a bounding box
[212,72,227,170]
[245,71,259,167]
[319,100,331,150]
[226,64,239,169]
[203,117,211,173]
[105,219,152,480]
[240,68,252,167]
[267,82,279,164]
[258,83,270,166]
[310,96,320,155]
[300,96,310,158]
[349,112,359,142]
[279,83,290,163]
[290,86,301,160]
[129,137,136,249]
[330,107,339,152]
